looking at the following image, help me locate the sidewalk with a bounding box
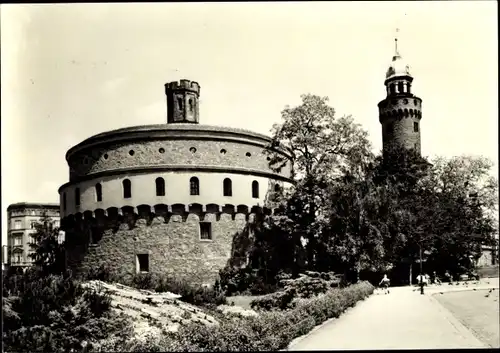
[287,282,497,350]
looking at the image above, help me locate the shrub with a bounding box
[127,273,227,307]
[250,287,296,311]
[219,266,278,296]
[134,281,375,352]
[2,270,133,353]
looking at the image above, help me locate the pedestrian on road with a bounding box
[379,274,390,294]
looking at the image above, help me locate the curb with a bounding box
[426,293,488,348]
[282,296,371,351]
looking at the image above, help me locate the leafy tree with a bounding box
[265,94,373,269]
[29,211,66,276]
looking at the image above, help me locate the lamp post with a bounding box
[419,245,424,295]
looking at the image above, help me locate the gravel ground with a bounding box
[433,289,500,348]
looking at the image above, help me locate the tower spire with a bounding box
[394,28,400,56]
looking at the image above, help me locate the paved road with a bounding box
[288,280,498,350]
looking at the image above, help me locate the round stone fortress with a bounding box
[59,79,293,284]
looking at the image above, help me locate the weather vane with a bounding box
[395,28,400,55]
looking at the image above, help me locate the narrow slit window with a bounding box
[190,177,199,195]
[95,183,102,202]
[252,180,259,198]
[75,188,81,206]
[137,254,149,273]
[413,122,419,132]
[156,177,165,196]
[200,222,212,240]
[223,178,232,196]
[123,179,132,199]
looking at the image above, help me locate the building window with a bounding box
[398,82,404,94]
[223,178,232,197]
[190,177,199,196]
[177,97,183,110]
[136,254,149,273]
[95,183,102,202]
[389,84,395,95]
[414,122,419,132]
[14,236,22,246]
[12,254,22,264]
[123,179,132,199]
[156,177,166,196]
[274,184,281,193]
[75,188,81,207]
[63,192,67,210]
[200,222,212,240]
[30,222,37,229]
[189,98,194,112]
[252,181,259,198]
[14,220,22,230]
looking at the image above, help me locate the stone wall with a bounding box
[379,96,422,152]
[63,207,266,285]
[69,139,291,181]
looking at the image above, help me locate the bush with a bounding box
[128,273,227,307]
[250,287,297,311]
[2,270,133,353]
[219,266,278,296]
[136,281,375,352]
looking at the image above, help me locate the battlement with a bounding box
[165,79,200,95]
[61,202,285,230]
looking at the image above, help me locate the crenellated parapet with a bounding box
[61,202,283,231]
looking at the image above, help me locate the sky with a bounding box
[1,1,498,244]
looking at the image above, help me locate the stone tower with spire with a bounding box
[378,33,422,154]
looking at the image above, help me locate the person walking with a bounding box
[379,274,391,294]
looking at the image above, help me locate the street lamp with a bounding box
[419,245,424,295]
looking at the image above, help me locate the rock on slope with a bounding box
[82,280,219,340]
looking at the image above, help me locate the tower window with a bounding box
[252,180,259,198]
[398,82,404,94]
[95,183,102,202]
[189,98,194,112]
[390,84,396,95]
[190,177,199,195]
[199,222,212,240]
[177,97,183,110]
[123,179,132,199]
[223,178,232,197]
[414,122,419,132]
[136,254,149,273]
[274,184,281,193]
[155,177,165,196]
[75,188,81,207]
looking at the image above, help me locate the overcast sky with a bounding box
[1,1,498,243]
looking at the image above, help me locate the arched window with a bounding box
[252,181,259,198]
[389,84,395,95]
[223,178,232,197]
[189,98,194,112]
[177,97,183,110]
[190,177,199,196]
[95,183,102,202]
[156,177,165,196]
[63,192,67,210]
[75,188,80,206]
[123,179,131,199]
[398,82,404,94]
